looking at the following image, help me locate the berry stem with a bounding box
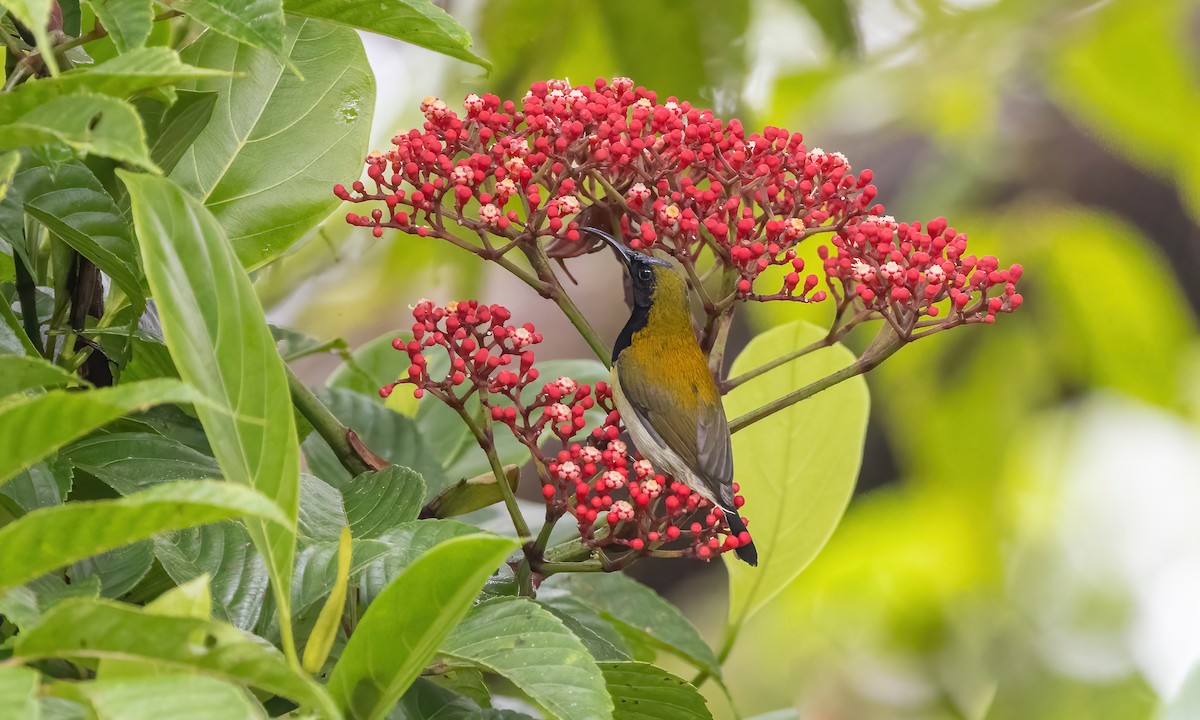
[721,336,835,392]
[727,326,904,433]
[461,404,536,594]
[523,244,611,366]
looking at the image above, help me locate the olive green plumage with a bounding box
[595,230,757,566]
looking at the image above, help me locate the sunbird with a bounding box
[590,228,758,566]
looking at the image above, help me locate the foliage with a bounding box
[0,0,1110,719]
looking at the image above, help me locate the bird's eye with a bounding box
[638,267,653,281]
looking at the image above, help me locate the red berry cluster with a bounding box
[381,299,541,403]
[386,300,748,562]
[334,77,876,305]
[823,215,1024,333]
[538,394,748,560]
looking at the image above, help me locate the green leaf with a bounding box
[47,675,268,719]
[1050,0,1200,220]
[0,0,59,76]
[543,573,720,678]
[357,519,482,606]
[64,431,219,494]
[421,465,520,519]
[302,387,447,493]
[341,465,425,538]
[0,573,101,632]
[172,18,374,268]
[297,473,348,542]
[0,159,143,305]
[326,328,405,399]
[301,525,351,673]
[0,94,157,172]
[392,678,477,719]
[283,0,490,69]
[94,575,214,679]
[2,457,71,513]
[0,666,40,720]
[0,293,39,356]
[0,48,226,118]
[0,480,289,591]
[146,90,218,175]
[16,598,334,714]
[723,319,869,624]
[291,536,391,617]
[123,171,301,661]
[272,324,349,363]
[0,150,19,202]
[147,573,213,618]
[174,0,286,59]
[537,599,632,662]
[0,354,84,396]
[24,202,145,308]
[440,597,612,720]
[327,533,519,720]
[70,541,155,598]
[599,661,711,720]
[0,379,198,486]
[155,522,269,630]
[83,0,153,53]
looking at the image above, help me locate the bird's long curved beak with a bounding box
[583,226,637,267]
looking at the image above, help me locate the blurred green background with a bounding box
[262,0,1200,717]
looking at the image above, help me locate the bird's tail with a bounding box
[723,509,758,566]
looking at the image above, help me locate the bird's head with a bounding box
[586,228,683,310]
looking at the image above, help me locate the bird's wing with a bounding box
[616,358,734,508]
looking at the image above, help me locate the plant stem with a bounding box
[727,329,904,433]
[457,406,535,593]
[524,244,611,366]
[534,559,605,574]
[0,24,26,59]
[722,336,833,391]
[284,364,374,476]
[542,533,600,563]
[13,252,44,356]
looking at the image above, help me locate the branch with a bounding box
[285,364,377,476]
[523,244,611,366]
[728,327,904,433]
[721,336,833,392]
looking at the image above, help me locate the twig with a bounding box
[728,329,904,433]
[284,364,376,476]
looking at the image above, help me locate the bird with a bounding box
[588,227,757,565]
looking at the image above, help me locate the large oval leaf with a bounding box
[15,598,333,715]
[0,94,157,172]
[327,533,518,720]
[0,354,83,397]
[0,47,225,117]
[541,573,720,679]
[174,0,286,59]
[439,597,613,720]
[0,379,197,487]
[0,159,138,294]
[47,674,268,719]
[171,18,374,268]
[301,387,447,493]
[283,0,489,69]
[0,480,288,591]
[61,432,271,628]
[600,661,712,720]
[123,171,301,660]
[723,320,869,625]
